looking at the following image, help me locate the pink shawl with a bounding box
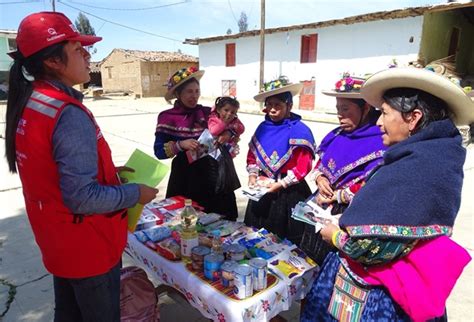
[345,236,471,322]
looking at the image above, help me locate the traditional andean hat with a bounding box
[165,66,204,103]
[254,76,303,103]
[322,73,366,99]
[361,68,474,126]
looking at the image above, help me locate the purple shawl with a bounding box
[155,101,211,139]
[317,121,386,189]
[249,113,316,179]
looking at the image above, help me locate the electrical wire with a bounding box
[227,0,239,24]
[96,20,107,33]
[57,0,183,42]
[247,0,255,24]
[0,0,40,4]
[60,0,187,11]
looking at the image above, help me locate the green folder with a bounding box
[119,149,169,231]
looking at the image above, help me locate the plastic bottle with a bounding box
[180,199,199,262]
[211,229,222,255]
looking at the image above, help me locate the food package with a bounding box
[135,206,165,231]
[156,238,181,261]
[142,226,172,243]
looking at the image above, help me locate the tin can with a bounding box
[249,258,267,291]
[233,264,253,299]
[222,243,230,255]
[203,254,224,281]
[220,260,237,288]
[191,246,211,271]
[227,244,246,261]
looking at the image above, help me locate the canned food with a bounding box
[203,253,224,281]
[233,264,253,299]
[226,244,246,261]
[191,246,211,271]
[222,243,230,254]
[249,257,267,291]
[220,260,237,288]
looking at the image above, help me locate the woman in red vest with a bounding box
[4,12,158,321]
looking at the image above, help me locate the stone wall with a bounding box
[101,51,142,94]
[140,61,198,97]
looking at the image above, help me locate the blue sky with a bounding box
[1,0,450,60]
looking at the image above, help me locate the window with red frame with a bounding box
[300,34,318,63]
[222,80,237,96]
[226,43,236,67]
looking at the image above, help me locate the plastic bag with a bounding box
[215,145,241,194]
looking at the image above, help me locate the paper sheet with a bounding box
[119,149,169,231]
[291,192,335,233]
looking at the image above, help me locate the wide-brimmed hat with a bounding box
[165,66,204,103]
[322,74,366,99]
[361,68,474,126]
[9,11,102,59]
[254,77,303,103]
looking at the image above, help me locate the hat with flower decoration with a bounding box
[253,76,303,102]
[322,72,367,99]
[165,66,204,103]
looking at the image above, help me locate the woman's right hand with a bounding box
[321,222,340,244]
[248,175,257,188]
[179,139,199,151]
[316,193,335,207]
[138,184,159,204]
[316,175,334,198]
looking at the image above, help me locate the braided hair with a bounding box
[383,87,448,134]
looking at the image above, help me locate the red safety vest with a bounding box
[15,81,128,278]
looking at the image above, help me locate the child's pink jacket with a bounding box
[208,111,245,137]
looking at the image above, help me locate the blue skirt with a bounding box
[301,252,412,322]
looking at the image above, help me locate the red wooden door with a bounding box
[299,80,315,110]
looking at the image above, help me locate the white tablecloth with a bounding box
[126,233,318,322]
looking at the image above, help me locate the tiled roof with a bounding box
[104,48,198,63]
[0,29,17,35]
[89,61,101,73]
[185,1,474,44]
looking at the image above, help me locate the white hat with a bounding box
[254,77,303,103]
[361,68,474,126]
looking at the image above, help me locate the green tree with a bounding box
[75,13,97,54]
[75,12,95,35]
[226,28,232,35]
[238,11,248,33]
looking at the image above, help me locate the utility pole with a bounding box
[51,0,56,12]
[259,0,265,92]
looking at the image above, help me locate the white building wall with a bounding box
[199,16,423,111]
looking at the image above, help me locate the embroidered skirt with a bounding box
[244,180,311,245]
[166,152,238,221]
[301,252,447,322]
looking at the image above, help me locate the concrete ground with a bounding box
[0,96,472,321]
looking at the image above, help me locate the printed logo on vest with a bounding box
[17,118,27,136]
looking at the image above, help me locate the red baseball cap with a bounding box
[9,11,102,59]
